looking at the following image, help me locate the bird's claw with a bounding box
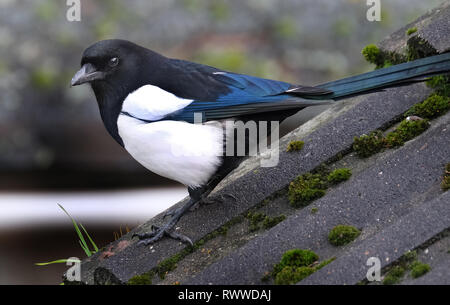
[133,225,193,246]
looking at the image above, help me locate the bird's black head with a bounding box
[71,39,165,145]
[71,39,163,95]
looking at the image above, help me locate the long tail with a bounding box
[318,52,450,100]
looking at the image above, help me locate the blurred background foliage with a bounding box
[0,0,443,189]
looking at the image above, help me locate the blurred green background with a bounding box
[0,0,444,284]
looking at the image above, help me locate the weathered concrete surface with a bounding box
[187,113,450,284]
[300,191,450,285]
[378,0,450,55]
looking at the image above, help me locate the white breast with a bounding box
[117,115,224,187]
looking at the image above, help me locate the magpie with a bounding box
[71,39,450,246]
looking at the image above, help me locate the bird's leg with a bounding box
[162,190,236,219]
[133,187,203,246]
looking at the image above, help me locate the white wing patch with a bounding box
[121,84,193,121]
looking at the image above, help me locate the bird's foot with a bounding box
[133,225,193,246]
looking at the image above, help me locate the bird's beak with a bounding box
[71,63,105,86]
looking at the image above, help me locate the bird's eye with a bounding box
[108,57,119,67]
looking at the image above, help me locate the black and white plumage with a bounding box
[71,39,332,245]
[71,39,450,245]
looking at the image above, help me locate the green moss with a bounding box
[157,256,180,279]
[288,173,327,208]
[384,119,429,148]
[262,215,286,229]
[279,249,319,269]
[273,249,318,284]
[400,250,418,265]
[327,168,352,184]
[381,61,393,68]
[311,207,318,214]
[441,163,450,191]
[274,266,315,285]
[328,225,360,246]
[405,94,450,119]
[286,140,305,152]
[127,272,153,285]
[362,44,384,67]
[406,36,437,62]
[247,212,265,232]
[410,261,431,278]
[426,75,450,97]
[353,131,385,158]
[315,257,336,270]
[406,27,417,36]
[382,266,405,285]
[268,249,334,284]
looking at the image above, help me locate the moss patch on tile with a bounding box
[361,44,388,68]
[426,75,450,97]
[288,167,352,208]
[353,74,448,158]
[382,266,405,285]
[263,249,334,284]
[353,131,385,158]
[328,225,360,246]
[380,250,418,285]
[384,119,429,148]
[361,44,404,69]
[277,249,319,270]
[288,173,327,208]
[127,272,153,285]
[410,261,431,278]
[286,140,305,152]
[406,27,417,36]
[406,36,437,62]
[354,116,431,156]
[247,212,266,232]
[405,94,449,119]
[262,215,286,229]
[327,168,352,184]
[275,266,315,285]
[246,211,285,232]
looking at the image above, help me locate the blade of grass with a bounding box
[35,258,80,266]
[79,240,91,257]
[57,203,91,257]
[79,222,99,253]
